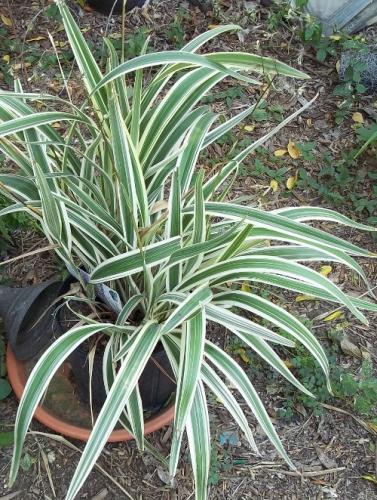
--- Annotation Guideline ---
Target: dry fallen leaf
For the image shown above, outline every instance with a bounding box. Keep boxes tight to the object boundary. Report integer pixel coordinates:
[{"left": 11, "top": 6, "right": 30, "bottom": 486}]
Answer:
[
  {"left": 340, "top": 335, "right": 362, "bottom": 357},
  {"left": 315, "top": 447, "right": 338, "bottom": 469},
  {"left": 362, "top": 475, "right": 377, "bottom": 485},
  {"left": 26, "top": 36, "right": 46, "bottom": 42},
  {"left": 1, "top": 14, "right": 12, "bottom": 26},
  {"left": 157, "top": 467, "right": 177, "bottom": 488},
  {"left": 287, "top": 140, "right": 300, "bottom": 159},
  {"left": 243, "top": 124, "right": 255, "bottom": 132},
  {"left": 260, "top": 83, "right": 270, "bottom": 98},
  {"left": 366, "top": 422, "right": 377, "bottom": 434},
  {"left": 270, "top": 179, "right": 279, "bottom": 192},
  {"left": 286, "top": 176, "right": 297, "bottom": 190},
  {"left": 295, "top": 294, "right": 315, "bottom": 302},
  {"left": 352, "top": 112, "right": 364, "bottom": 124},
  {"left": 274, "top": 149, "right": 287, "bottom": 157},
  {"left": 236, "top": 347, "right": 250, "bottom": 364},
  {"left": 324, "top": 310, "right": 344, "bottom": 322},
  {"left": 319, "top": 265, "right": 332, "bottom": 277},
  {"left": 12, "top": 62, "right": 31, "bottom": 70}
]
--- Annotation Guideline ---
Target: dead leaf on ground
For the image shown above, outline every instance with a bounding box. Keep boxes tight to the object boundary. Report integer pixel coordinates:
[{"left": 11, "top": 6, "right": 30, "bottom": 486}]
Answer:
[
  {"left": 324, "top": 310, "right": 344, "bottom": 322},
  {"left": 157, "top": 467, "right": 177, "bottom": 488},
  {"left": 270, "top": 179, "right": 279, "bottom": 192},
  {"left": 91, "top": 489, "right": 109, "bottom": 500},
  {"left": 244, "top": 124, "right": 255, "bottom": 132},
  {"left": 362, "top": 475, "right": 377, "bottom": 485},
  {"left": 295, "top": 294, "right": 315, "bottom": 302},
  {"left": 319, "top": 265, "right": 332, "bottom": 277},
  {"left": 1, "top": 14, "right": 12, "bottom": 26},
  {"left": 352, "top": 112, "right": 364, "bottom": 124},
  {"left": 274, "top": 148, "right": 287, "bottom": 157},
  {"left": 287, "top": 140, "right": 300, "bottom": 159},
  {"left": 340, "top": 335, "right": 362, "bottom": 358},
  {"left": 315, "top": 447, "right": 338, "bottom": 469},
  {"left": 26, "top": 36, "right": 46, "bottom": 42},
  {"left": 286, "top": 176, "right": 297, "bottom": 190}
]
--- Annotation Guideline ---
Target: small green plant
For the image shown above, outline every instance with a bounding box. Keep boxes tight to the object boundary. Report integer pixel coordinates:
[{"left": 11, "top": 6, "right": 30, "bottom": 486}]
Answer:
[
  {"left": 355, "top": 119, "right": 377, "bottom": 158},
  {"left": 278, "top": 348, "right": 377, "bottom": 421},
  {"left": 296, "top": 147, "right": 377, "bottom": 221},
  {"left": 107, "top": 30, "right": 150, "bottom": 62},
  {"left": 166, "top": 8, "right": 188, "bottom": 49},
  {"left": 202, "top": 85, "right": 247, "bottom": 108}
]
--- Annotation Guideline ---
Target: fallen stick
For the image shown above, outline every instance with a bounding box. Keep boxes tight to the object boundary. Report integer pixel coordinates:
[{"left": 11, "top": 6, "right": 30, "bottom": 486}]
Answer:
[{"left": 266, "top": 467, "right": 346, "bottom": 477}]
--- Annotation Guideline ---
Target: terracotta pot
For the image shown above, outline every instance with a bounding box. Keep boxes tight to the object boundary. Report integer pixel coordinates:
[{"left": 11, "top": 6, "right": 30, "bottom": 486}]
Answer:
[{"left": 7, "top": 346, "right": 175, "bottom": 442}]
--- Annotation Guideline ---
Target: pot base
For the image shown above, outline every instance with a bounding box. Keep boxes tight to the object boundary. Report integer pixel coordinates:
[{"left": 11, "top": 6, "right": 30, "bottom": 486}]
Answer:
[{"left": 7, "top": 346, "right": 174, "bottom": 442}]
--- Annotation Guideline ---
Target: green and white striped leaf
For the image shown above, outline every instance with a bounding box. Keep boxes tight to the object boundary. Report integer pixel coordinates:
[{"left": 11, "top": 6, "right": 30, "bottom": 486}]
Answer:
[
  {"left": 201, "top": 362, "right": 258, "bottom": 453},
  {"left": 90, "top": 237, "right": 181, "bottom": 282},
  {"left": 186, "top": 381, "right": 211, "bottom": 500},
  {"left": 170, "top": 309, "right": 206, "bottom": 476},
  {"left": 160, "top": 286, "right": 212, "bottom": 335},
  {"left": 9, "top": 324, "right": 111, "bottom": 486},
  {"left": 205, "top": 341, "right": 294, "bottom": 469},
  {"left": 0, "top": 112, "right": 91, "bottom": 138},
  {"left": 213, "top": 290, "right": 330, "bottom": 388},
  {"left": 179, "top": 255, "right": 367, "bottom": 324},
  {"left": 66, "top": 321, "right": 161, "bottom": 500},
  {"left": 167, "top": 170, "right": 182, "bottom": 290}
]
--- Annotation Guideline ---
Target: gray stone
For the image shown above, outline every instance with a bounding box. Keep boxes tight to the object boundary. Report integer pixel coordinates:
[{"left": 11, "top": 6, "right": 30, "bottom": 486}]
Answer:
[{"left": 339, "top": 47, "right": 377, "bottom": 93}]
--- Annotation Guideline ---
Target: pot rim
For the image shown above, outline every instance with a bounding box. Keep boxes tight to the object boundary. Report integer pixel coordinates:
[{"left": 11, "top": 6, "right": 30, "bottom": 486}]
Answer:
[{"left": 6, "top": 345, "right": 175, "bottom": 442}]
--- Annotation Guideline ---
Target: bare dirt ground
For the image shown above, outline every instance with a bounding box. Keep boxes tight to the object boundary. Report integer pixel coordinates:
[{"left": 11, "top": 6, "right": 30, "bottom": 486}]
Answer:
[{"left": 0, "top": 0, "right": 376, "bottom": 499}]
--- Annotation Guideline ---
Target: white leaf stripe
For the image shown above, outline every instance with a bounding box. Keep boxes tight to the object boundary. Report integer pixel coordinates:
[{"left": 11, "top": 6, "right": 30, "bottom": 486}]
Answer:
[
  {"left": 274, "top": 206, "right": 377, "bottom": 232},
  {"left": 0, "top": 112, "right": 91, "bottom": 138},
  {"left": 206, "top": 303, "right": 295, "bottom": 346},
  {"left": 183, "top": 202, "right": 370, "bottom": 256},
  {"left": 160, "top": 286, "right": 212, "bottom": 335},
  {"left": 157, "top": 292, "right": 295, "bottom": 346}
]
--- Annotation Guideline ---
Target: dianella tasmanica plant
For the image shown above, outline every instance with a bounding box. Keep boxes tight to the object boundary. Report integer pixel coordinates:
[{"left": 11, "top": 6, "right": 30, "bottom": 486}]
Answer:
[{"left": 0, "top": 1, "right": 376, "bottom": 498}]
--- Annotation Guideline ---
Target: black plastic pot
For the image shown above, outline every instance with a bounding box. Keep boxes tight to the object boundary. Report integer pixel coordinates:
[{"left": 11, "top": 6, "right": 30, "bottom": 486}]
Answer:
[
  {"left": 87, "top": 0, "right": 147, "bottom": 14},
  {"left": 55, "top": 277, "right": 175, "bottom": 412},
  {"left": 1, "top": 276, "right": 175, "bottom": 411},
  {"left": 0, "top": 280, "right": 64, "bottom": 360},
  {"left": 68, "top": 343, "right": 175, "bottom": 412}
]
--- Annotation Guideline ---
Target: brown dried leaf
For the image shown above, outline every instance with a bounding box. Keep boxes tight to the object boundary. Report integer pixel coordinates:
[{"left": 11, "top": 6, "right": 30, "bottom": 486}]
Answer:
[{"left": 287, "top": 140, "right": 300, "bottom": 159}]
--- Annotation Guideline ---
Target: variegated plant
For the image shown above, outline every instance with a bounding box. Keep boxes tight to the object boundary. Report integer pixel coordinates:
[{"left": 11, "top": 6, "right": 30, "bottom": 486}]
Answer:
[{"left": 0, "top": 1, "right": 376, "bottom": 498}]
